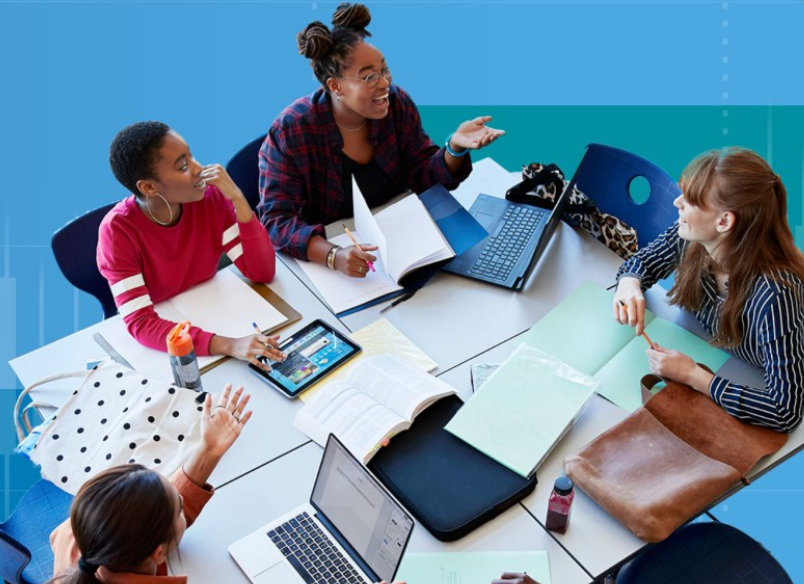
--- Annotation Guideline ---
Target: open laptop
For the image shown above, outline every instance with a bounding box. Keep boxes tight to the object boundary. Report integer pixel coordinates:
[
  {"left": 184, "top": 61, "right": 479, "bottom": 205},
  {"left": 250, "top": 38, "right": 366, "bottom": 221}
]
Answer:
[
  {"left": 443, "top": 175, "right": 572, "bottom": 291},
  {"left": 229, "top": 434, "right": 415, "bottom": 584}
]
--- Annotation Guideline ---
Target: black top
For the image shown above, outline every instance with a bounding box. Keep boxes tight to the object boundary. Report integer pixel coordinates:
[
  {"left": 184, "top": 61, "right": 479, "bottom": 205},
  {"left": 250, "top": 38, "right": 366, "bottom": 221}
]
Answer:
[{"left": 338, "top": 152, "right": 399, "bottom": 218}]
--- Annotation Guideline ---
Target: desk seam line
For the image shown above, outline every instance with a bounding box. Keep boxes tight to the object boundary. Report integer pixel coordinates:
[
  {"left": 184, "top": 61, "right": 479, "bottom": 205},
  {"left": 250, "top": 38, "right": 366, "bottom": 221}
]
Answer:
[
  {"left": 213, "top": 440, "right": 313, "bottom": 490},
  {"left": 519, "top": 502, "right": 595, "bottom": 581}
]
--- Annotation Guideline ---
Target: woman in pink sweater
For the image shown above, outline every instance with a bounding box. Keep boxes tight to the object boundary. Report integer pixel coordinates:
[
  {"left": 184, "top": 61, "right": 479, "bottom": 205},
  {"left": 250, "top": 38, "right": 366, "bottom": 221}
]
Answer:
[{"left": 98, "top": 121, "right": 283, "bottom": 370}]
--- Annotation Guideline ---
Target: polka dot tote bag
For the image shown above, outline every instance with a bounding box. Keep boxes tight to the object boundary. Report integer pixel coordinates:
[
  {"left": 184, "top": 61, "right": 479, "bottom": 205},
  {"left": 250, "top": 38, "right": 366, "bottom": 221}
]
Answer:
[{"left": 14, "top": 360, "right": 204, "bottom": 495}]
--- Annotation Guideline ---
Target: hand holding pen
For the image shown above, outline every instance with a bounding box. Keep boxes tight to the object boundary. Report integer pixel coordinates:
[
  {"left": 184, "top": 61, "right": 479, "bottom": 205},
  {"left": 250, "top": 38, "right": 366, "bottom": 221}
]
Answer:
[
  {"left": 341, "top": 224, "right": 377, "bottom": 277},
  {"left": 249, "top": 322, "right": 286, "bottom": 371}
]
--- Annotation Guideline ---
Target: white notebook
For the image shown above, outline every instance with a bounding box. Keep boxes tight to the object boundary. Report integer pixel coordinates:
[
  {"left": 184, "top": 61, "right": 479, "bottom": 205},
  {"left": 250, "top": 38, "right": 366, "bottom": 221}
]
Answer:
[
  {"left": 295, "top": 179, "right": 454, "bottom": 314},
  {"left": 95, "top": 268, "right": 288, "bottom": 382}
]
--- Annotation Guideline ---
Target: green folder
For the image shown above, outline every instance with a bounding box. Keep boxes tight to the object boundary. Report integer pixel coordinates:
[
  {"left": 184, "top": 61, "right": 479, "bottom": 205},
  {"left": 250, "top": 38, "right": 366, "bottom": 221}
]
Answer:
[
  {"left": 446, "top": 344, "right": 597, "bottom": 478},
  {"left": 397, "top": 551, "right": 551, "bottom": 584},
  {"left": 521, "top": 281, "right": 730, "bottom": 412}
]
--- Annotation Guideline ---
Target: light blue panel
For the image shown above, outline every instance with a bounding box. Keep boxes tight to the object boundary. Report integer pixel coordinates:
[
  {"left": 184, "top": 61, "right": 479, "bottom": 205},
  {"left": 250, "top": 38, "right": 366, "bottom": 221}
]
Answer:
[{"left": 0, "top": 278, "right": 15, "bottom": 389}]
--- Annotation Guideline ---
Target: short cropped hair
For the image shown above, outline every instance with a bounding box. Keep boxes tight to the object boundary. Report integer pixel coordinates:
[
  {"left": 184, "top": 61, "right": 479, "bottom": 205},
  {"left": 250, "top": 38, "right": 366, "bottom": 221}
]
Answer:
[{"left": 109, "top": 121, "right": 171, "bottom": 197}]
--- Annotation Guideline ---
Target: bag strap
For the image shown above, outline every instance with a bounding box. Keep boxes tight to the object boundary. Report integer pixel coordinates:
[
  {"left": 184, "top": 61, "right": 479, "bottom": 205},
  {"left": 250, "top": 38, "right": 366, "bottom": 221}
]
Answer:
[{"left": 14, "top": 370, "right": 89, "bottom": 443}]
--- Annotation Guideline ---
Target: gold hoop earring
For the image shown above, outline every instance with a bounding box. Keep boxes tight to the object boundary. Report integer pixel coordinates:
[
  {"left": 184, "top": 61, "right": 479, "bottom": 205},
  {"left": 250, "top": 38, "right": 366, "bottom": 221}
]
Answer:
[{"left": 146, "top": 193, "right": 173, "bottom": 226}]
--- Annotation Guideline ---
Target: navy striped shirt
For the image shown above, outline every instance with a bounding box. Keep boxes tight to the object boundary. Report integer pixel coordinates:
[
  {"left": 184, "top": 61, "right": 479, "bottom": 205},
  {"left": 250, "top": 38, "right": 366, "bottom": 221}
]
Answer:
[{"left": 618, "top": 223, "right": 804, "bottom": 432}]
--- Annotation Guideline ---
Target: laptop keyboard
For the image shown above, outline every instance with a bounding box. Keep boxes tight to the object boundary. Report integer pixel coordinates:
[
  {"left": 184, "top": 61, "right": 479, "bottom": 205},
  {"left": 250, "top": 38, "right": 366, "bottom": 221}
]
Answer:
[
  {"left": 470, "top": 205, "right": 544, "bottom": 281},
  {"left": 268, "top": 512, "right": 367, "bottom": 584}
]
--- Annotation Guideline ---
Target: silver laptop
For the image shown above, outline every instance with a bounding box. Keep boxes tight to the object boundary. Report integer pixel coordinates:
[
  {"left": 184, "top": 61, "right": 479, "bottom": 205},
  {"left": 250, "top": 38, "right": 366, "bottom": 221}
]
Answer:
[{"left": 229, "top": 435, "right": 415, "bottom": 584}]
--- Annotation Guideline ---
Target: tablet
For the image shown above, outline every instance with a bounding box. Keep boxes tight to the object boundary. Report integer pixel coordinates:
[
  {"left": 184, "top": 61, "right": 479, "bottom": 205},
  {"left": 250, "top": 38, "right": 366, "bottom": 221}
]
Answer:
[{"left": 248, "top": 319, "right": 361, "bottom": 399}]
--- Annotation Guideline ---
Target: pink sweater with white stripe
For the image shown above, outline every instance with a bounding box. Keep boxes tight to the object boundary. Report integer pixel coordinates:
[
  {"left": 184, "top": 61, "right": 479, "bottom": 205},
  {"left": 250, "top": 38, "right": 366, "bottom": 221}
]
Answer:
[{"left": 97, "top": 187, "right": 276, "bottom": 356}]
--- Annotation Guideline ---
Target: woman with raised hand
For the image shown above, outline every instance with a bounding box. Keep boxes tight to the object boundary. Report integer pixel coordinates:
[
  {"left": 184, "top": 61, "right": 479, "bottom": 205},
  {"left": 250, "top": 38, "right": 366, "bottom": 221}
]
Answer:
[
  {"left": 49, "top": 385, "right": 252, "bottom": 582},
  {"left": 613, "top": 147, "right": 804, "bottom": 432},
  {"left": 259, "top": 2, "right": 504, "bottom": 278},
  {"left": 99, "top": 122, "right": 284, "bottom": 372}
]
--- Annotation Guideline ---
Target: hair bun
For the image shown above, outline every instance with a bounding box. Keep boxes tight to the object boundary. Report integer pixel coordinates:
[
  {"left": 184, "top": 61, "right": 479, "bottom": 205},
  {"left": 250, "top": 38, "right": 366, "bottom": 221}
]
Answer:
[
  {"left": 332, "top": 3, "right": 371, "bottom": 31},
  {"left": 297, "top": 21, "right": 332, "bottom": 59}
]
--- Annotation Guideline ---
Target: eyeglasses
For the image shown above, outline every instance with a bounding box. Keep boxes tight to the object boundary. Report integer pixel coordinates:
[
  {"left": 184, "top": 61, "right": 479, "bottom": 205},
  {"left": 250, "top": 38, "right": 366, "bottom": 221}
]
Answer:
[{"left": 339, "top": 67, "right": 392, "bottom": 89}]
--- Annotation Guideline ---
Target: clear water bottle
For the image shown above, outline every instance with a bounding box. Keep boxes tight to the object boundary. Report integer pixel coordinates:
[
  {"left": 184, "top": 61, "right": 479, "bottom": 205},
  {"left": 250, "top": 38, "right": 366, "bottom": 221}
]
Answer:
[{"left": 166, "top": 321, "right": 203, "bottom": 391}]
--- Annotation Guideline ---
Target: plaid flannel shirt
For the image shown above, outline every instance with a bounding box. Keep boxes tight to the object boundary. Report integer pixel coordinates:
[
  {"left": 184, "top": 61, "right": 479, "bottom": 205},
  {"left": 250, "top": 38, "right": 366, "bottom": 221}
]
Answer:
[{"left": 258, "top": 84, "right": 471, "bottom": 259}]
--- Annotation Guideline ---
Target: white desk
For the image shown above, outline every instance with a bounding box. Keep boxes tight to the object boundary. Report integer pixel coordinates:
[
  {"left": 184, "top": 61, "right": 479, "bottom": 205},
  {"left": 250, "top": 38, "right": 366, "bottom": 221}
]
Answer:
[
  {"left": 11, "top": 158, "right": 804, "bottom": 579},
  {"left": 171, "top": 442, "right": 592, "bottom": 584},
  {"left": 9, "top": 261, "right": 345, "bottom": 488}
]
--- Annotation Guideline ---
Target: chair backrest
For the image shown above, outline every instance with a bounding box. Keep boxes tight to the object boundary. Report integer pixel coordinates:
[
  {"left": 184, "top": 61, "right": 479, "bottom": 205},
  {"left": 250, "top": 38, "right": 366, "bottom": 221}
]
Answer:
[
  {"left": 573, "top": 143, "right": 681, "bottom": 249},
  {"left": 226, "top": 134, "right": 267, "bottom": 214},
  {"left": 51, "top": 203, "right": 118, "bottom": 320},
  {"left": 616, "top": 522, "right": 793, "bottom": 584},
  {"left": 0, "top": 480, "right": 74, "bottom": 584}
]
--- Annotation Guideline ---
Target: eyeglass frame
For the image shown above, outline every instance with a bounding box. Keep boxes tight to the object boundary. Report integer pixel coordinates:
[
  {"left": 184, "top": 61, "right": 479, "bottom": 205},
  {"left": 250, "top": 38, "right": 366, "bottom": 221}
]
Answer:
[{"left": 338, "top": 67, "right": 392, "bottom": 90}]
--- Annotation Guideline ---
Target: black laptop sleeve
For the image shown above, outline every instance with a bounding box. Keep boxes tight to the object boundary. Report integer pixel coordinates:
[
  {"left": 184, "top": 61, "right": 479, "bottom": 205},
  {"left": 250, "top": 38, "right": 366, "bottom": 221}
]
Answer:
[{"left": 367, "top": 395, "right": 537, "bottom": 541}]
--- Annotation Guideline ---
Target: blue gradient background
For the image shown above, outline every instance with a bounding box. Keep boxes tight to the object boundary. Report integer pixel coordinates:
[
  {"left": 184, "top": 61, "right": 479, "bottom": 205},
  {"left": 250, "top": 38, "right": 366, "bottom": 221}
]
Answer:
[{"left": 2, "top": 1, "right": 803, "bottom": 579}]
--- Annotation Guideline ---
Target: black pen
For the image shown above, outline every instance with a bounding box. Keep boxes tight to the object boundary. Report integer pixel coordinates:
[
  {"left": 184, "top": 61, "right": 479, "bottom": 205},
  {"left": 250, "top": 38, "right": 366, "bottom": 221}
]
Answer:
[{"left": 380, "top": 291, "right": 416, "bottom": 314}]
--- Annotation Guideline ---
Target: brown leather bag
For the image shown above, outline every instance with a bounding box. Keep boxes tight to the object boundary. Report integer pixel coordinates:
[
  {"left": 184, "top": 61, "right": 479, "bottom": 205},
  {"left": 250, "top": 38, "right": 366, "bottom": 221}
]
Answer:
[{"left": 564, "top": 375, "right": 788, "bottom": 542}]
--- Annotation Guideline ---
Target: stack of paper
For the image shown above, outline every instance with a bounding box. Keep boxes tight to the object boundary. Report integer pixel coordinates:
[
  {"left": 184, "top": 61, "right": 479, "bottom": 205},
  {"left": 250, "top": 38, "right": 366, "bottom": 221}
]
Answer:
[{"left": 446, "top": 344, "right": 597, "bottom": 478}]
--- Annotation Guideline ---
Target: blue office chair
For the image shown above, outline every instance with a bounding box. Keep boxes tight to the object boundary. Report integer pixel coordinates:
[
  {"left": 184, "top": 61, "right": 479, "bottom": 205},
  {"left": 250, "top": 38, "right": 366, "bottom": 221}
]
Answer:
[
  {"left": 616, "top": 522, "right": 793, "bottom": 583},
  {"left": 226, "top": 134, "right": 267, "bottom": 214},
  {"left": 0, "top": 480, "right": 74, "bottom": 584},
  {"left": 574, "top": 144, "right": 681, "bottom": 249},
  {"left": 51, "top": 203, "right": 118, "bottom": 320}
]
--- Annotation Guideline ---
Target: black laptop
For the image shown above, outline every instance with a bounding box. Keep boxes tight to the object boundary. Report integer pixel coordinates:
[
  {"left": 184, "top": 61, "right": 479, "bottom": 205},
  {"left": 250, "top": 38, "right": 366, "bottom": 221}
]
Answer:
[{"left": 444, "top": 177, "right": 571, "bottom": 291}]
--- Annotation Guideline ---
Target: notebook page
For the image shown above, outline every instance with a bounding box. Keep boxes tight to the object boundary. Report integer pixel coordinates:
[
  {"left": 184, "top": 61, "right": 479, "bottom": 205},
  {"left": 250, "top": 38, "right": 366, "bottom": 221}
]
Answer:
[
  {"left": 166, "top": 268, "right": 286, "bottom": 338},
  {"left": 353, "top": 176, "right": 389, "bottom": 268},
  {"left": 594, "top": 317, "right": 730, "bottom": 412},
  {"left": 376, "top": 194, "right": 454, "bottom": 282},
  {"left": 294, "top": 233, "right": 403, "bottom": 314},
  {"left": 521, "top": 281, "right": 656, "bottom": 375},
  {"left": 398, "top": 551, "right": 551, "bottom": 584}
]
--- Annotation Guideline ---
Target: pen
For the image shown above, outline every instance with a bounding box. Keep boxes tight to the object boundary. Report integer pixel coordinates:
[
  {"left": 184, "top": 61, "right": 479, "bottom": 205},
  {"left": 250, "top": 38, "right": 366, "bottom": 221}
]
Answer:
[
  {"left": 618, "top": 300, "right": 655, "bottom": 348},
  {"left": 380, "top": 291, "right": 415, "bottom": 314},
  {"left": 342, "top": 224, "right": 375, "bottom": 273}
]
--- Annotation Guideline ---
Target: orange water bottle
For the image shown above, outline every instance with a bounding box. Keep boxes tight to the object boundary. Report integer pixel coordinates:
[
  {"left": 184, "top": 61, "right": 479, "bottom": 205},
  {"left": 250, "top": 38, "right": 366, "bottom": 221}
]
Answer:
[{"left": 166, "top": 321, "right": 203, "bottom": 391}]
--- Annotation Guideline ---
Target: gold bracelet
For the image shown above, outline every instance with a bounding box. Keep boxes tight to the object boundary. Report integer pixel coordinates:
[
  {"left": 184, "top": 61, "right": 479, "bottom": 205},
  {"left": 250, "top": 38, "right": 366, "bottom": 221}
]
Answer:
[{"left": 326, "top": 245, "right": 340, "bottom": 270}]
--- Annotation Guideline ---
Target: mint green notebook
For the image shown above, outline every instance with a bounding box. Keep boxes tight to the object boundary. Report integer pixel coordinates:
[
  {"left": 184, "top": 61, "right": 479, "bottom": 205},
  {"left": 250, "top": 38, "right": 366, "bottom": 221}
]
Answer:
[
  {"left": 446, "top": 344, "right": 597, "bottom": 478},
  {"left": 521, "top": 281, "right": 730, "bottom": 412},
  {"left": 397, "top": 551, "right": 551, "bottom": 584}
]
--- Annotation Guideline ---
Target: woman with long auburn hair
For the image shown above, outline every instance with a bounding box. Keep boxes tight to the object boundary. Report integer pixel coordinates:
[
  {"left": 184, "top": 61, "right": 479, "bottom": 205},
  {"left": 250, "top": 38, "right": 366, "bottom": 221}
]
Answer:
[{"left": 613, "top": 147, "right": 804, "bottom": 432}]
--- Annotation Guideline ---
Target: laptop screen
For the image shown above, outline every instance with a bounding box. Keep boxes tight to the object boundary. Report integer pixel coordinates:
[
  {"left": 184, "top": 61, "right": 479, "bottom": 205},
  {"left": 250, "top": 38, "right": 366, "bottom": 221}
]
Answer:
[{"left": 311, "top": 436, "right": 414, "bottom": 583}]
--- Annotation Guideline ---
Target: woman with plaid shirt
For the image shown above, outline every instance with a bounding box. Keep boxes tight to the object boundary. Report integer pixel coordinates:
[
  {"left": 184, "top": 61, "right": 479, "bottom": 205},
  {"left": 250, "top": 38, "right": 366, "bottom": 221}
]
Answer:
[{"left": 258, "top": 3, "right": 504, "bottom": 278}]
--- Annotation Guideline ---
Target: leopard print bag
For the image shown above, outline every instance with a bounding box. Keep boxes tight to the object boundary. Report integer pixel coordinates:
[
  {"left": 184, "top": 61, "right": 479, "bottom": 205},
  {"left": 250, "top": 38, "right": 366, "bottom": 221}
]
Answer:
[{"left": 508, "top": 163, "right": 639, "bottom": 260}]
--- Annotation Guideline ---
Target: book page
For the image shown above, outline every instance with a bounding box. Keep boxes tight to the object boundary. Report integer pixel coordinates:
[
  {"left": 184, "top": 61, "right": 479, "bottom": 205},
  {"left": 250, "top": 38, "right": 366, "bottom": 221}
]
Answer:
[
  {"left": 521, "top": 281, "right": 656, "bottom": 375},
  {"left": 398, "top": 551, "right": 551, "bottom": 584},
  {"left": 293, "top": 380, "right": 406, "bottom": 461},
  {"left": 166, "top": 268, "right": 286, "bottom": 338},
  {"left": 353, "top": 176, "right": 389, "bottom": 269},
  {"left": 295, "top": 233, "right": 402, "bottom": 314},
  {"left": 594, "top": 317, "right": 731, "bottom": 412},
  {"left": 376, "top": 194, "right": 454, "bottom": 282},
  {"left": 347, "top": 354, "right": 455, "bottom": 421}
]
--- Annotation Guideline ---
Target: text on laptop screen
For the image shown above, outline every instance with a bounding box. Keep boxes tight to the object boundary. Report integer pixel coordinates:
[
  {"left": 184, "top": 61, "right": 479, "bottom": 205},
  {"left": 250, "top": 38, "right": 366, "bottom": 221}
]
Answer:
[{"left": 311, "top": 439, "right": 413, "bottom": 583}]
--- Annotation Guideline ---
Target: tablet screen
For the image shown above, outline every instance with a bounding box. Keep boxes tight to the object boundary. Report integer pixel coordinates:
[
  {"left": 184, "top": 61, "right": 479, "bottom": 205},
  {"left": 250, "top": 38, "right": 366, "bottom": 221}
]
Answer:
[{"left": 257, "top": 321, "right": 360, "bottom": 396}]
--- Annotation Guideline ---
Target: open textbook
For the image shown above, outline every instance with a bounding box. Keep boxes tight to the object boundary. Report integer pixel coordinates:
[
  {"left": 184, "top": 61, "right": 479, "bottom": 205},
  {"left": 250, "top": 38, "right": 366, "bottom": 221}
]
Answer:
[
  {"left": 295, "top": 181, "right": 487, "bottom": 315},
  {"left": 293, "top": 354, "right": 456, "bottom": 462},
  {"left": 95, "top": 269, "right": 292, "bottom": 381},
  {"left": 521, "top": 281, "right": 731, "bottom": 412}
]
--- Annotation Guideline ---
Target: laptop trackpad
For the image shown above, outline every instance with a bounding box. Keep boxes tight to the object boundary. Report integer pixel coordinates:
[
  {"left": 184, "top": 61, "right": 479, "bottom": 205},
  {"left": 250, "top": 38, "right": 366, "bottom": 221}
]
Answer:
[{"left": 254, "top": 563, "right": 300, "bottom": 584}]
